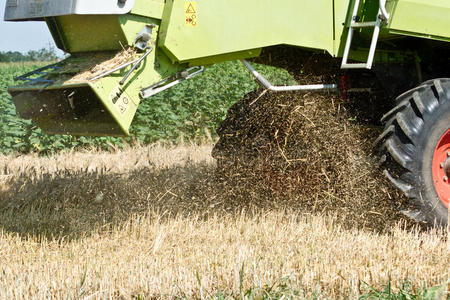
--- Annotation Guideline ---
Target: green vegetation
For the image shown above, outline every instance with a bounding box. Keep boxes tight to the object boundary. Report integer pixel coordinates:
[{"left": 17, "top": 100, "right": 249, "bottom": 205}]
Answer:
[
  {"left": 190, "top": 278, "right": 448, "bottom": 299},
  {"left": 0, "top": 60, "right": 295, "bottom": 154},
  {"left": 227, "top": 282, "right": 446, "bottom": 300},
  {"left": 359, "top": 280, "right": 448, "bottom": 300},
  {"left": 0, "top": 45, "right": 60, "bottom": 62}
]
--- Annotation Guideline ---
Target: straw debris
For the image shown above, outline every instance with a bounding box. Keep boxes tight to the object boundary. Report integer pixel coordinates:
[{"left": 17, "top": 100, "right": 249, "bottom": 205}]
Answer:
[
  {"left": 213, "top": 47, "right": 412, "bottom": 232},
  {"left": 50, "top": 48, "right": 137, "bottom": 84}
]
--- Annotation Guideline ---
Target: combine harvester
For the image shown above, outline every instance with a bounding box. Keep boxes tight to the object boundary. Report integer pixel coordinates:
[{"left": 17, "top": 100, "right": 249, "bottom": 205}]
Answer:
[{"left": 4, "top": 0, "right": 449, "bottom": 226}]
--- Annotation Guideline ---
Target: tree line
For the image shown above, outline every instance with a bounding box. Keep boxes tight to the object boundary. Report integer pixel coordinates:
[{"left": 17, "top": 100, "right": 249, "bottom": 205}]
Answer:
[{"left": 0, "top": 46, "right": 59, "bottom": 62}]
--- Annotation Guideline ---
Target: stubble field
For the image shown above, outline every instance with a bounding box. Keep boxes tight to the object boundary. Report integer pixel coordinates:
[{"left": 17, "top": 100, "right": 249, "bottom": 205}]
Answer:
[
  {"left": 0, "top": 57, "right": 449, "bottom": 299},
  {"left": 0, "top": 144, "right": 448, "bottom": 299}
]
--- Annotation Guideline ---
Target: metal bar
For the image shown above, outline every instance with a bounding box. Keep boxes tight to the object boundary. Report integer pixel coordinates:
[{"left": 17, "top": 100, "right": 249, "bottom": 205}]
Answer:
[
  {"left": 140, "top": 66, "right": 205, "bottom": 99},
  {"left": 366, "top": 19, "right": 382, "bottom": 69},
  {"left": 341, "top": 26, "right": 355, "bottom": 68},
  {"left": 14, "top": 62, "right": 63, "bottom": 82},
  {"left": 141, "top": 78, "right": 181, "bottom": 99},
  {"left": 241, "top": 60, "right": 337, "bottom": 92},
  {"left": 119, "top": 47, "right": 153, "bottom": 85},
  {"left": 341, "top": 63, "right": 369, "bottom": 69},
  {"left": 89, "top": 56, "right": 142, "bottom": 82},
  {"left": 351, "top": 22, "right": 377, "bottom": 28},
  {"left": 341, "top": 0, "right": 361, "bottom": 68},
  {"left": 379, "top": 0, "right": 390, "bottom": 22}
]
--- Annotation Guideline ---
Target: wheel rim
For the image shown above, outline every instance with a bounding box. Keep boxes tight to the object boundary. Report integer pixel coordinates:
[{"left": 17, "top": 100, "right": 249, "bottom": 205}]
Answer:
[{"left": 432, "top": 129, "right": 450, "bottom": 208}]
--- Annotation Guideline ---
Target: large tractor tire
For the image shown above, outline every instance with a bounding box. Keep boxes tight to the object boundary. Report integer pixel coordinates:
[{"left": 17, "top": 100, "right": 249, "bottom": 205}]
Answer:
[{"left": 377, "top": 78, "right": 450, "bottom": 226}]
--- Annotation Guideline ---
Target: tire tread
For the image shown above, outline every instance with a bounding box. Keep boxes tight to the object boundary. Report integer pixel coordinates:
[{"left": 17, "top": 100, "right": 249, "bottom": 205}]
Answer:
[{"left": 380, "top": 78, "right": 450, "bottom": 226}]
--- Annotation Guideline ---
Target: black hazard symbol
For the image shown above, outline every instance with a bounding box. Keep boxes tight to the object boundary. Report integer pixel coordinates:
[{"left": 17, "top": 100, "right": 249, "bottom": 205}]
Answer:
[
  {"left": 186, "top": 3, "right": 196, "bottom": 14},
  {"left": 185, "top": 2, "right": 197, "bottom": 27},
  {"left": 118, "top": 105, "right": 126, "bottom": 114}
]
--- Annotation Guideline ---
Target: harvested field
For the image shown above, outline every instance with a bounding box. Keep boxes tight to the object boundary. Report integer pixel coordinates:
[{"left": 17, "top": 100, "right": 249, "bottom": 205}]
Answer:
[
  {"left": 0, "top": 47, "right": 448, "bottom": 298},
  {"left": 0, "top": 143, "right": 448, "bottom": 299}
]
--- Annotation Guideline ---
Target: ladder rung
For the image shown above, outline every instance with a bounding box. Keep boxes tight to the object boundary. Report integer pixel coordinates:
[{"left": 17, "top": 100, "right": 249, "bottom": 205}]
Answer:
[
  {"left": 341, "top": 63, "right": 370, "bottom": 69},
  {"left": 351, "top": 21, "right": 378, "bottom": 28}
]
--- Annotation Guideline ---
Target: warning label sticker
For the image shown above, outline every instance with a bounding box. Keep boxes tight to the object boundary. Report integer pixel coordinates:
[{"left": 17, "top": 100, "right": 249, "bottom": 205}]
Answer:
[
  {"left": 110, "top": 87, "right": 129, "bottom": 115},
  {"left": 184, "top": 1, "right": 197, "bottom": 27},
  {"left": 116, "top": 96, "right": 129, "bottom": 115}
]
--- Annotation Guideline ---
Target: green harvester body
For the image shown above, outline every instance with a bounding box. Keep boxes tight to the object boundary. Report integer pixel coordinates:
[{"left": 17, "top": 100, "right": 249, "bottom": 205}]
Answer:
[{"left": 5, "top": 0, "right": 450, "bottom": 136}]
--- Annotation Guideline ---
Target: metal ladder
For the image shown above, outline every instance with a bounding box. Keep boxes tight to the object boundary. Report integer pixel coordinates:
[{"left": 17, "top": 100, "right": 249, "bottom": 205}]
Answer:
[{"left": 341, "top": 0, "right": 390, "bottom": 69}]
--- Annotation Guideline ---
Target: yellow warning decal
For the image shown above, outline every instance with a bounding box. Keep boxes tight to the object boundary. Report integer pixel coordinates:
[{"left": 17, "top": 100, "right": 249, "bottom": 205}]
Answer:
[{"left": 185, "top": 1, "right": 197, "bottom": 27}]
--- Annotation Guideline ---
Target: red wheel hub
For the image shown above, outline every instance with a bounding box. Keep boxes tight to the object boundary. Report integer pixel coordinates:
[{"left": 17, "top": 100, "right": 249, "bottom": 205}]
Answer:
[{"left": 432, "top": 129, "right": 450, "bottom": 208}]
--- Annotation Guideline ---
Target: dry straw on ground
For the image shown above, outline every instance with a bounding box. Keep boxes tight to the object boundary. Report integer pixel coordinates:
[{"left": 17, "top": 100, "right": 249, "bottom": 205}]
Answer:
[
  {"left": 0, "top": 47, "right": 448, "bottom": 298},
  {"left": 0, "top": 144, "right": 448, "bottom": 299}
]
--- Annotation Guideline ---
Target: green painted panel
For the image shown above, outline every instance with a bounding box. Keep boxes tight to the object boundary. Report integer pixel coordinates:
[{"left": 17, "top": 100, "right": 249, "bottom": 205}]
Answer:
[
  {"left": 160, "top": 0, "right": 335, "bottom": 63},
  {"left": 334, "top": 0, "right": 355, "bottom": 56},
  {"left": 387, "top": 0, "right": 450, "bottom": 41},
  {"left": 187, "top": 48, "right": 261, "bottom": 67},
  {"left": 50, "top": 13, "right": 166, "bottom": 53},
  {"left": 119, "top": 14, "right": 158, "bottom": 48},
  {"left": 55, "top": 15, "right": 126, "bottom": 52},
  {"left": 131, "top": 0, "right": 165, "bottom": 19}
]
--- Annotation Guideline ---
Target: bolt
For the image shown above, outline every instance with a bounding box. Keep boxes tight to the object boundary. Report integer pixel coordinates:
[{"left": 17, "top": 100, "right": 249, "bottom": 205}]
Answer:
[
  {"left": 141, "top": 33, "right": 151, "bottom": 42},
  {"left": 444, "top": 176, "right": 448, "bottom": 182},
  {"left": 440, "top": 163, "right": 444, "bottom": 168},
  {"left": 180, "top": 70, "right": 189, "bottom": 78},
  {"left": 447, "top": 152, "right": 450, "bottom": 157}
]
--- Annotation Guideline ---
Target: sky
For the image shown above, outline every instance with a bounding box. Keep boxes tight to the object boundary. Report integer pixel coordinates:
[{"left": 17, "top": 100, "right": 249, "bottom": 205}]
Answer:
[{"left": 0, "top": 0, "right": 63, "bottom": 55}]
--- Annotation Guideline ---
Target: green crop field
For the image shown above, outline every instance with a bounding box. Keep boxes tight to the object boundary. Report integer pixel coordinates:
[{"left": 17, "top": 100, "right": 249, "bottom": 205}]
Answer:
[{"left": 0, "top": 61, "right": 295, "bottom": 154}]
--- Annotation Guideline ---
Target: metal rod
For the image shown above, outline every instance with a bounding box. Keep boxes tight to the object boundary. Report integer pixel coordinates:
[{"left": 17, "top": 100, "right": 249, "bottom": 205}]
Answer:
[
  {"left": 120, "top": 47, "right": 153, "bottom": 85},
  {"left": 241, "top": 60, "right": 337, "bottom": 92},
  {"left": 13, "top": 62, "right": 63, "bottom": 81},
  {"left": 351, "top": 22, "right": 377, "bottom": 28},
  {"left": 140, "top": 78, "right": 181, "bottom": 99},
  {"left": 341, "top": 63, "right": 369, "bottom": 69},
  {"left": 341, "top": 0, "right": 361, "bottom": 69},
  {"left": 379, "top": 0, "right": 390, "bottom": 22},
  {"left": 89, "top": 56, "right": 142, "bottom": 82},
  {"left": 140, "top": 66, "right": 204, "bottom": 99},
  {"left": 366, "top": 18, "right": 382, "bottom": 69}
]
